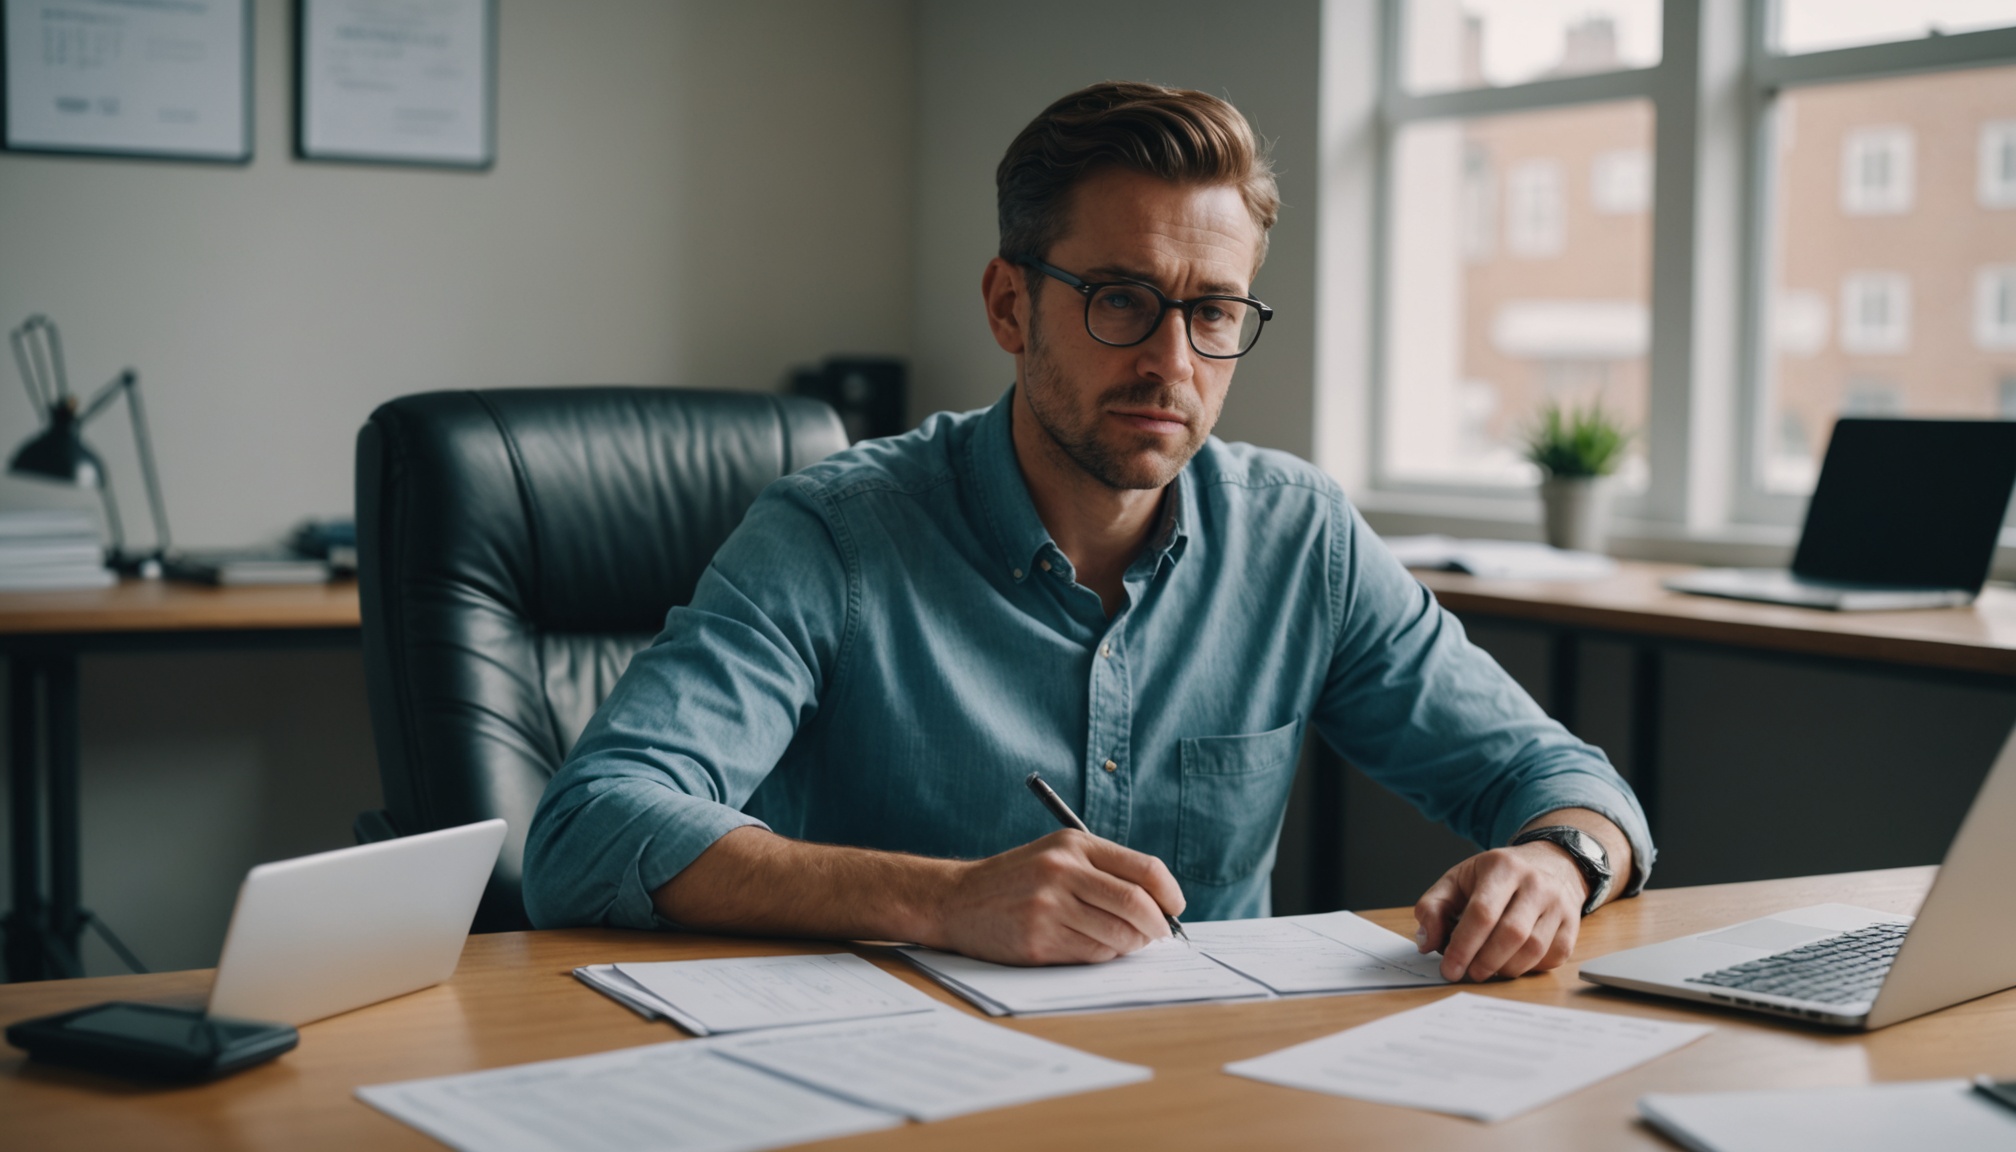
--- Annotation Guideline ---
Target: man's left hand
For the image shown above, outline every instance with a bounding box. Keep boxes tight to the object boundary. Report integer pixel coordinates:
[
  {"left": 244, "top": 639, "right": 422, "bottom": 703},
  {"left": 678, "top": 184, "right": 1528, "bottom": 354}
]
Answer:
[{"left": 1412, "top": 842, "right": 1589, "bottom": 982}]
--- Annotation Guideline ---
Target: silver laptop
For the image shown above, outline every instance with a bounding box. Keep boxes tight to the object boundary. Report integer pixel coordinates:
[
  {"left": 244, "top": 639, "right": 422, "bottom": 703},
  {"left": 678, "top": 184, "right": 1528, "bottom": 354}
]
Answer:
[
  {"left": 1581, "top": 727, "right": 2016, "bottom": 1029},
  {"left": 1665, "top": 418, "right": 2016, "bottom": 611},
  {"left": 206, "top": 819, "right": 506, "bottom": 1026}
]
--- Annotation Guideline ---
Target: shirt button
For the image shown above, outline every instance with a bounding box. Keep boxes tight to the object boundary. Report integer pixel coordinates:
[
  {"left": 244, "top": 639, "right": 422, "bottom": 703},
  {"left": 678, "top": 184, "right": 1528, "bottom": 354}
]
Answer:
[
  {"left": 1100, "top": 643, "right": 1112, "bottom": 659},
  {"left": 1040, "top": 559, "right": 1052, "bottom": 572},
  {"left": 1011, "top": 568, "right": 1023, "bottom": 580},
  {"left": 1103, "top": 759, "right": 1118, "bottom": 773}
]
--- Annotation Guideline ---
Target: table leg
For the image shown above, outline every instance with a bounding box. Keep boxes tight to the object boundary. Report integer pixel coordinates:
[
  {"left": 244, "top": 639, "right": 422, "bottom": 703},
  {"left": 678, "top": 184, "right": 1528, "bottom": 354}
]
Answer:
[
  {"left": 45, "top": 655, "right": 82, "bottom": 978},
  {"left": 1630, "top": 645, "right": 1662, "bottom": 837},
  {"left": 1549, "top": 629, "right": 1581, "bottom": 734},
  {"left": 5, "top": 656, "right": 48, "bottom": 983}
]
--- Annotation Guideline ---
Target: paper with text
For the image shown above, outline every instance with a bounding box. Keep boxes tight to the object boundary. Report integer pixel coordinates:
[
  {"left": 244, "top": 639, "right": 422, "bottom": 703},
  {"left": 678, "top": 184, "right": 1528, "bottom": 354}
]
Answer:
[
  {"left": 900, "top": 936, "right": 1270, "bottom": 1014},
  {"left": 611, "top": 953, "right": 936, "bottom": 1034},
  {"left": 714, "top": 1010, "right": 1152, "bottom": 1122},
  {"left": 1225, "top": 992, "right": 1711, "bottom": 1122},
  {"left": 1183, "top": 911, "right": 1446, "bottom": 994},
  {"left": 357, "top": 1039, "right": 901, "bottom": 1152}
]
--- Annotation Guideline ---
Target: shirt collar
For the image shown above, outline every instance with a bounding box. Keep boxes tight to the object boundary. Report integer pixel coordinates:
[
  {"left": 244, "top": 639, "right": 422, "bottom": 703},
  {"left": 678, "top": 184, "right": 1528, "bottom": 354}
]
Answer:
[{"left": 966, "top": 388, "right": 1193, "bottom": 586}]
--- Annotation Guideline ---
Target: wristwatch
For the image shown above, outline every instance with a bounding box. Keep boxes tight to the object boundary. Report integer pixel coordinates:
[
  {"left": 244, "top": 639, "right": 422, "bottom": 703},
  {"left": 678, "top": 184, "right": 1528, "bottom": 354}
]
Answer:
[{"left": 1511, "top": 825, "right": 1613, "bottom": 916}]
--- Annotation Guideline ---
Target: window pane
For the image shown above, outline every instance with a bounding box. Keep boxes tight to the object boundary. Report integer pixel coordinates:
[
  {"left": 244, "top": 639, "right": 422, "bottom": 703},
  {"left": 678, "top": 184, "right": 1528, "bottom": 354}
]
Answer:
[
  {"left": 1383, "top": 102, "right": 1653, "bottom": 488},
  {"left": 1761, "top": 66, "right": 2016, "bottom": 493},
  {"left": 1776, "top": 0, "right": 2016, "bottom": 56},
  {"left": 1404, "top": 0, "right": 1660, "bottom": 94}
]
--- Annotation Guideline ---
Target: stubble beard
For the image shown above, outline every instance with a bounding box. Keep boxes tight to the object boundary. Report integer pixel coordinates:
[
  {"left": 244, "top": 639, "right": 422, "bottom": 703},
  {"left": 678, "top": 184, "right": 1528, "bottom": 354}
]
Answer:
[{"left": 1020, "top": 306, "right": 1213, "bottom": 492}]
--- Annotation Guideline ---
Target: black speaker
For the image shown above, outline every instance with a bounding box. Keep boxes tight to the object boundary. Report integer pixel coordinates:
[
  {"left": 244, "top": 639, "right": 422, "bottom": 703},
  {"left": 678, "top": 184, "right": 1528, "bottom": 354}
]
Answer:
[{"left": 790, "top": 357, "right": 907, "bottom": 443}]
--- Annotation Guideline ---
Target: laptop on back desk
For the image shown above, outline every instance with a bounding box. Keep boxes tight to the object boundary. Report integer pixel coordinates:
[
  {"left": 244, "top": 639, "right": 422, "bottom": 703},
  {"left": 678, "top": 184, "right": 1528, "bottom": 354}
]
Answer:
[{"left": 1665, "top": 418, "right": 2016, "bottom": 610}]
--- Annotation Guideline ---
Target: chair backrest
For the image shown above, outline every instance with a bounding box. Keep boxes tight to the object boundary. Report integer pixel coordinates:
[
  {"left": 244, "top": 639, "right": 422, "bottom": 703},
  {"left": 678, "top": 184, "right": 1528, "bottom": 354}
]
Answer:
[{"left": 355, "top": 387, "right": 849, "bottom": 931}]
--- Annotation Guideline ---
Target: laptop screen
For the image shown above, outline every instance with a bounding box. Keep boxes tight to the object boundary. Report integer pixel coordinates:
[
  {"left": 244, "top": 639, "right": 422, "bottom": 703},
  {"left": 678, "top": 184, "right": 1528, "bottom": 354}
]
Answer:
[{"left": 1792, "top": 419, "right": 2016, "bottom": 590}]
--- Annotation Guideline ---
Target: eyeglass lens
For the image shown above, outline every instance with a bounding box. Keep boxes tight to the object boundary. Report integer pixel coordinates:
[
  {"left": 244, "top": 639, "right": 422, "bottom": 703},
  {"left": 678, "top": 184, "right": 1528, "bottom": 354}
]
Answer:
[{"left": 1085, "top": 284, "right": 1262, "bottom": 357}]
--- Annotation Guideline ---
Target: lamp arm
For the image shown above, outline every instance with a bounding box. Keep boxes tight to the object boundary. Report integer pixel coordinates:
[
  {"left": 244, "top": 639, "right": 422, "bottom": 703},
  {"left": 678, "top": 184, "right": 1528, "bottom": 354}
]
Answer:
[
  {"left": 121, "top": 372, "right": 172, "bottom": 556},
  {"left": 9, "top": 325, "right": 50, "bottom": 415},
  {"left": 76, "top": 369, "right": 171, "bottom": 558}
]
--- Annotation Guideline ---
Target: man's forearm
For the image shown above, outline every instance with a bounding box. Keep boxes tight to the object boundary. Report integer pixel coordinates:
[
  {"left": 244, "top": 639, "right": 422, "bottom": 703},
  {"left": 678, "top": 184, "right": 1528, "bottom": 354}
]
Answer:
[
  {"left": 652, "top": 826, "right": 957, "bottom": 944},
  {"left": 1518, "top": 807, "right": 1634, "bottom": 909}
]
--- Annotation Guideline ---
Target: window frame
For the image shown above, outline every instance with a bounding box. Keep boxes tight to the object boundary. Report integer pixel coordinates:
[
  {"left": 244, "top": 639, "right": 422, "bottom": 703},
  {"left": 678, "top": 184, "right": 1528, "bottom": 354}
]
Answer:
[{"left": 1358, "top": 0, "right": 2016, "bottom": 551}]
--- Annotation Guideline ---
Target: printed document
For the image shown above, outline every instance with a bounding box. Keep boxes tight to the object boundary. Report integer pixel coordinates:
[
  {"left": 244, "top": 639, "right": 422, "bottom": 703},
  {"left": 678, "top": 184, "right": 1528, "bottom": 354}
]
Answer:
[
  {"left": 1225, "top": 992, "right": 1711, "bottom": 1122},
  {"left": 607, "top": 953, "right": 937, "bottom": 1035},
  {"left": 902, "top": 911, "right": 1444, "bottom": 1014},
  {"left": 901, "top": 936, "right": 1269, "bottom": 1014},
  {"left": 357, "top": 1038, "right": 901, "bottom": 1152},
  {"left": 1183, "top": 911, "right": 1445, "bottom": 994},
  {"left": 360, "top": 1010, "right": 1150, "bottom": 1149},
  {"left": 715, "top": 1010, "right": 1153, "bottom": 1122}
]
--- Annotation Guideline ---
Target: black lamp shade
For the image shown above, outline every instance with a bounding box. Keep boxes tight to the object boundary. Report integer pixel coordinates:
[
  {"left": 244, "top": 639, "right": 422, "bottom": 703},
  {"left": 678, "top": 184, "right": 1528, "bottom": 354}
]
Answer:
[{"left": 8, "top": 405, "right": 105, "bottom": 489}]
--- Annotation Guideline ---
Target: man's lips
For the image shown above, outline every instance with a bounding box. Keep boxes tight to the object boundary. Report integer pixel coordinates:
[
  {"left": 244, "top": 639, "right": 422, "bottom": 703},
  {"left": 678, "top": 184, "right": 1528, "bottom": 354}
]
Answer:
[{"left": 1108, "top": 408, "right": 1189, "bottom": 435}]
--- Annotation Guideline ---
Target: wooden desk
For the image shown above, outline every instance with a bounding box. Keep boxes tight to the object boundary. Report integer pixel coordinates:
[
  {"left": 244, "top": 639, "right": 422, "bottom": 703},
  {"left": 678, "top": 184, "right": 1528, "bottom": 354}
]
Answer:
[
  {"left": 1, "top": 579, "right": 362, "bottom": 982},
  {"left": 1413, "top": 561, "right": 2016, "bottom": 678},
  {"left": 3, "top": 868, "right": 2010, "bottom": 1151}
]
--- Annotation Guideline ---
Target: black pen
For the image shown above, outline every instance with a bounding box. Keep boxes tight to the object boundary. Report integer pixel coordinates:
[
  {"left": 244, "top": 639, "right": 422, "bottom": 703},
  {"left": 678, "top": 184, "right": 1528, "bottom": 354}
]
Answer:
[{"left": 1024, "top": 771, "right": 1188, "bottom": 942}]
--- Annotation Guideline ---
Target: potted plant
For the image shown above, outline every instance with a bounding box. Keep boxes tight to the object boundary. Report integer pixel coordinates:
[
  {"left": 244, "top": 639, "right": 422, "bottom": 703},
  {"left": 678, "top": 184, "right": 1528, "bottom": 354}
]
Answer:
[{"left": 1523, "top": 400, "right": 1632, "bottom": 553}]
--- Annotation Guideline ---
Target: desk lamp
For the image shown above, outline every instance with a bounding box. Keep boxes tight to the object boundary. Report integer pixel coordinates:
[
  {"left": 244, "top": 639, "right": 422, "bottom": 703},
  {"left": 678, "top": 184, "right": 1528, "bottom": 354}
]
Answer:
[{"left": 8, "top": 316, "right": 173, "bottom": 575}]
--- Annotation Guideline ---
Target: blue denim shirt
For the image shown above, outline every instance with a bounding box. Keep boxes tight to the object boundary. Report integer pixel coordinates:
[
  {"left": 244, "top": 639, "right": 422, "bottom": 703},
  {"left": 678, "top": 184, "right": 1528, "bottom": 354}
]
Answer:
[{"left": 523, "top": 392, "right": 1654, "bottom": 929}]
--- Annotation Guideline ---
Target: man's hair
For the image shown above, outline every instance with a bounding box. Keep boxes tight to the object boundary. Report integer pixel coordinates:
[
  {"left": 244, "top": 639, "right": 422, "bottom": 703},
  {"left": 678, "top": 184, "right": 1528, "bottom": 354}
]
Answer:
[{"left": 996, "top": 81, "right": 1279, "bottom": 270}]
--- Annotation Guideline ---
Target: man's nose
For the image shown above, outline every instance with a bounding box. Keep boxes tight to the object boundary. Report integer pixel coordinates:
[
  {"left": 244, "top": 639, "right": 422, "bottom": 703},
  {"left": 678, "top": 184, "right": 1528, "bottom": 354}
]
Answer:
[{"left": 1133, "top": 305, "right": 1196, "bottom": 381}]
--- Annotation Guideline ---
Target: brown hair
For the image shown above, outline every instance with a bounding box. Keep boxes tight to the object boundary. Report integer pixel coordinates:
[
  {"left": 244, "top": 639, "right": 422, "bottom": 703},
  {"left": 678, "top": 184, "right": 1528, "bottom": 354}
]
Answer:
[{"left": 996, "top": 81, "right": 1279, "bottom": 270}]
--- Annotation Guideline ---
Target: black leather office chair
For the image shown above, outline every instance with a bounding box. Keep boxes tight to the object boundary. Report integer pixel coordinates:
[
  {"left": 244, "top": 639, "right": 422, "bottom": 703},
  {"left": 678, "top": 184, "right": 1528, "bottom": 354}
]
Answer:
[{"left": 353, "top": 387, "right": 849, "bottom": 932}]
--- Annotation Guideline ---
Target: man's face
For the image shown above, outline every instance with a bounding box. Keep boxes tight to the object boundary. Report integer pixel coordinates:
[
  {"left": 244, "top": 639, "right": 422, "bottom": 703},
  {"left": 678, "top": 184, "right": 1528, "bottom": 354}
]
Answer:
[{"left": 1018, "top": 168, "right": 1262, "bottom": 491}]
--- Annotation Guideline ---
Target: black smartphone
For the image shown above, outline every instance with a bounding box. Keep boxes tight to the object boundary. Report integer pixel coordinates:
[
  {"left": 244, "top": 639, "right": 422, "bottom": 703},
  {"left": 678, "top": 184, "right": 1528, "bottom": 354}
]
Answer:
[{"left": 6, "top": 1001, "right": 296, "bottom": 1081}]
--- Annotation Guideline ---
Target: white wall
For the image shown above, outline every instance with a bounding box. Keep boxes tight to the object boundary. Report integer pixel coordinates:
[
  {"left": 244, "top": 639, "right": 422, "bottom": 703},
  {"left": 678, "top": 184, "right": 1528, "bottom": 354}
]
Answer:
[
  {"left": 0, "top": 0, "right": 915, "bottom": 547},
  {"left": 910, "top": 0, "right": 1325, "bottom": 458},
  {"left": 0, "top": 0, "right": 917, "bottom": 975}
]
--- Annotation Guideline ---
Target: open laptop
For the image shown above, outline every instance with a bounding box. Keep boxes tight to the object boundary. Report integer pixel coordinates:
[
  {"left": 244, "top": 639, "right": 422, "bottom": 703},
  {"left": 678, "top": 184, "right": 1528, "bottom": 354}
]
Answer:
[
  {"left": 1581, "top": 724, "right": 2016, "bottom": 1029},
  {"left": 206, "top": 819, "right": 506, "bottom": 1027},
  {"left": 1665, "top": 418, "right": 2016, "bottom": 610}
]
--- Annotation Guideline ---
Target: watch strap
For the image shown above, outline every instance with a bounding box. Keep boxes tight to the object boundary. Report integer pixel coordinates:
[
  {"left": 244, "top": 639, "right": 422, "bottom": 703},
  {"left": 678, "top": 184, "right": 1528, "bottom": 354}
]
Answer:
[{"left": 1512, "top": 825, "right": 1613, "bottom": 916}]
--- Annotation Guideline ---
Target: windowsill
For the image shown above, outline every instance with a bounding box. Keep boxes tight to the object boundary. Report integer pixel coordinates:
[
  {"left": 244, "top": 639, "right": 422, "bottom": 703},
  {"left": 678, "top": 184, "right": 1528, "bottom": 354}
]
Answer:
[{"left": 1349, "top": 488, "right": 2016, "bottom": 581}]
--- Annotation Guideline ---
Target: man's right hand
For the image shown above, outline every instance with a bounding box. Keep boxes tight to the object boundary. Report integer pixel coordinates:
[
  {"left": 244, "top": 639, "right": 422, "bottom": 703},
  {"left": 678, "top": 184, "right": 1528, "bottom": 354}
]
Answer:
[{"left": 930, "top": 830, "right": 1186, "bottom": 966}]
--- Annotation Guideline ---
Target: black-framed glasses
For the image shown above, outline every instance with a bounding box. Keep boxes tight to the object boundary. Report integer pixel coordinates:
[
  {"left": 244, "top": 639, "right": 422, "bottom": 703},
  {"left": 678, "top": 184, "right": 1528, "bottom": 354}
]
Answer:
[{"left": 1020, "top": 258, "right": 1274, "bottom": 359}]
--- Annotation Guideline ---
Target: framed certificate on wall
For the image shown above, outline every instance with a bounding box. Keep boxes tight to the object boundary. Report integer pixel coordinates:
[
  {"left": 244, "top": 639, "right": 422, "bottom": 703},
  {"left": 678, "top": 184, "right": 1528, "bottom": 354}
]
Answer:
[
  {"left": 2, "top": 0, "right": 253, "bottom": 162},
  {"left": 295, "top": 0, "right": 495, "bottom": 169}
]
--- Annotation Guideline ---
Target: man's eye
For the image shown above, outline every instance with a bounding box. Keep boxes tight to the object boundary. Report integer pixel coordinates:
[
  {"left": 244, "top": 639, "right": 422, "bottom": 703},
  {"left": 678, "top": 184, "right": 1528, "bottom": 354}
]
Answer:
[
  {"left": 1096, "top": 289, "right": 1142, "bottom": 311},
  {"left": 1195, "top": 304, "right": 1228, "bottom": 324}
]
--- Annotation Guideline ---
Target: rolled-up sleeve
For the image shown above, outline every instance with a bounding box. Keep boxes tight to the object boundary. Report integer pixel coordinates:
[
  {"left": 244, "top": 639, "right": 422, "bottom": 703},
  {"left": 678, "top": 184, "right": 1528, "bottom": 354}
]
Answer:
[
  {"left": 523, "top": 476, "right": 854, "bottom": 928},
  {"left": 1312, "top": 500, "right": 1656, "bottom": 894}
]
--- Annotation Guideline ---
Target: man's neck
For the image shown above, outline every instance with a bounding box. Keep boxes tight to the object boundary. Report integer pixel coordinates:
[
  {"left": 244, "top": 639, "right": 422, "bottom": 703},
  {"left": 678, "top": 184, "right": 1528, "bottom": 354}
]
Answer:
[{"left": 1009, "top": 390, "right": 1166, "bottom": 616}]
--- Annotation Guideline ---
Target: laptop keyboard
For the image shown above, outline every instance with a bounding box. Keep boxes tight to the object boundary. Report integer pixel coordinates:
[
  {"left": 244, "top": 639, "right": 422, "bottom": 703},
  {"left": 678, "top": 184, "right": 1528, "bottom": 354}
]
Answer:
[{"left": 1686, "top": 921, "right": 1908, "bottom": 1005}]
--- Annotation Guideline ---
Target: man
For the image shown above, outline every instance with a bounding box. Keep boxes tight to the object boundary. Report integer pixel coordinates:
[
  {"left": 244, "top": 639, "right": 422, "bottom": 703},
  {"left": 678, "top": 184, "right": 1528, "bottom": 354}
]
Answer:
[{"left": 525, "top": 81, "right": 1654, "bottom": 982}]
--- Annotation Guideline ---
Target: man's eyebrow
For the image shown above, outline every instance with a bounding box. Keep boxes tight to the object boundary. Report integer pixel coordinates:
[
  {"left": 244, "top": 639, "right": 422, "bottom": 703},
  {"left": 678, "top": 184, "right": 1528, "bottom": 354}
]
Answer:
[{"left": 1084, "top": 264, "right": 1250, "bottom": 297}]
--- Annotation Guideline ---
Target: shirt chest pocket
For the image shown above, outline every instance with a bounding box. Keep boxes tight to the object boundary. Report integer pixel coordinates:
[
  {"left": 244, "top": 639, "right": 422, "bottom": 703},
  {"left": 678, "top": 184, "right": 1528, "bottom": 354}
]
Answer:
[{"left": 1173, "top": 719, "right": 1303, "bottom": 887}]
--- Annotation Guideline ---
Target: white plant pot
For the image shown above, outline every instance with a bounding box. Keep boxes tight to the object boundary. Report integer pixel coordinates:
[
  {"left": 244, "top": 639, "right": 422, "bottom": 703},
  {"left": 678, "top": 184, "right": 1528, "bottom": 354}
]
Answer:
[{"left": 1539, "top": 476, "right": 1611, "bottom": 554}]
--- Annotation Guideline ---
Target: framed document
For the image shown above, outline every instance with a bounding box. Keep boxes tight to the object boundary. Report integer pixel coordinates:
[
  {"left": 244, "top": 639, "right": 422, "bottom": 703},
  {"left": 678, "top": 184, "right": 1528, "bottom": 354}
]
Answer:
[
  {"left": 296, "top": 0, "right": 495, "bottom": 169},
  {"left": 2, "top": 0, "right": 252, "bottom": 162}
]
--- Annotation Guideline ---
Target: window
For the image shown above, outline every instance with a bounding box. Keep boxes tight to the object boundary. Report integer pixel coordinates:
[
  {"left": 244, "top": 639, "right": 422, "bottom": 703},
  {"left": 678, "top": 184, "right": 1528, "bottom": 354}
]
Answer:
[
  {"left": 1591, "top": 149, "right": 1651, "bottom": 214},
  {"left": 1839, "top": 274, "right": 1911, "bottom": 354},
  {"left": 1505, "top": 159, "right": 1565, "bottom": 255},
  {"left": 1358, "top": 2, "right": 2016, "bottom": 539},
  {"left": 1977, "top": 266, "right": 2016, "bottom": 349},
  {"left": 1840, "top": 128, "right": 1914, "bottom": 215},
  {"left": 1982, "top": 122, "right": 2016, "bottom": 208}
]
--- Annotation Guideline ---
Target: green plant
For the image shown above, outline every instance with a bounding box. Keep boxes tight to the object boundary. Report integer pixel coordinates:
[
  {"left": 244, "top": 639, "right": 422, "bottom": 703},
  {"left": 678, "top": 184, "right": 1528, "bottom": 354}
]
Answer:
[{"left": 1522, "top": 400, "right": 1633, "bottom": 479}]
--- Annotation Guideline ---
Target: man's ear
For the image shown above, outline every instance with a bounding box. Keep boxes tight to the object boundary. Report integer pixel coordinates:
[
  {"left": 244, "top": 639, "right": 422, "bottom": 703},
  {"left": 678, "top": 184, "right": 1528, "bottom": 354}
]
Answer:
[{"left": 981, "top": 257, "right": 1029, "bottom": 356}]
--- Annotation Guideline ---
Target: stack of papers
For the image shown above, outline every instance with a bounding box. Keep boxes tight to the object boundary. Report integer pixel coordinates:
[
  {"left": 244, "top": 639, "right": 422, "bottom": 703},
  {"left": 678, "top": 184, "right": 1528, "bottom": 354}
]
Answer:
[
  {"left": 1226, "top": 992, "right": 1711, "bottom": 1122},
  {"left": 359, "top": 1009, "right": 1151, "bottom": 1152},
  {"left": 573, "top": 952, "right": 938, "bottom": 1035},
  {"left": 1639, "top": 1080, "right": 2016, "bottom": 1152},
  {"left": 901, "top": 910, "right": 1446, "bottom": 1016},
  {"left": 0, "top": 510, "right": 112, "bottom": 590},
  {"left": 1381, "top": 534, "right": 1616, "bottom": 581}
]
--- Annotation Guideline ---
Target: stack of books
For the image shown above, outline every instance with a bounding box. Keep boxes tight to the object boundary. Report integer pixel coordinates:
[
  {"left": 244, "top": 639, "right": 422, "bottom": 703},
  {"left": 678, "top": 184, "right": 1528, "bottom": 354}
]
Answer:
[{"left": 0, "top": 511, "right": 114, "bottom": 590}]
